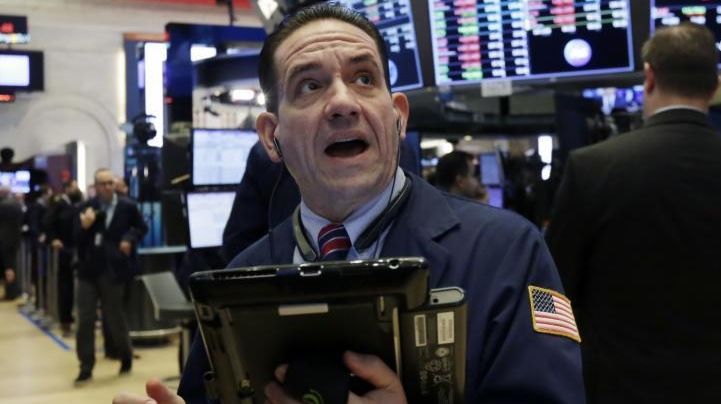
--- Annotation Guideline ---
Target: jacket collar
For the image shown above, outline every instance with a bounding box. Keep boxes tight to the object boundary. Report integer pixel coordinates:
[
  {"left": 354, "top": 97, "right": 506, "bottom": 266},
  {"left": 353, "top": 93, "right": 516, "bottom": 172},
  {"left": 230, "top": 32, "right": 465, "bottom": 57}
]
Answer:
[{"left": 644, "top": 107, "right": 711, "bottom": 130}]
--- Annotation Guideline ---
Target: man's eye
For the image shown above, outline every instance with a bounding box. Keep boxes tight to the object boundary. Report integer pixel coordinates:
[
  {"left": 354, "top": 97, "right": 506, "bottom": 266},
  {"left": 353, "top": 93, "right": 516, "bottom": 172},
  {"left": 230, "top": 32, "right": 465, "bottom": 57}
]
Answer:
[
  {"left": 299, "top": 80, "right": 320, "bottom": 94},
  {"left": 355, "top": 74, "right": 372, "bottom": 86}
]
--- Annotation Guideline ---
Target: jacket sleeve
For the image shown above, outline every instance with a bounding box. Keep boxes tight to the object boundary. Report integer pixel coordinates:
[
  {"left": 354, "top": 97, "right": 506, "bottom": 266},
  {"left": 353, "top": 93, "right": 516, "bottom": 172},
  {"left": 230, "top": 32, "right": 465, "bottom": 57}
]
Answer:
[
  {"left": 473, "top": 226, "right": 586, "bottom": 403},
  {"left": 121, "top": 201, "right": 149, "bottom": 245}
]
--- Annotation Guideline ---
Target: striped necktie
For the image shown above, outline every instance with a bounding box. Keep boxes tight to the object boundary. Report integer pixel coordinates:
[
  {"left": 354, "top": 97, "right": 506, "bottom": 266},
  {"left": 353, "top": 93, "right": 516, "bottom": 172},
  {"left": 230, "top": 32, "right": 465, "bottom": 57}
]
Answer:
[{"left": 318, "top": 223, "right": 351, "bottom": 261}]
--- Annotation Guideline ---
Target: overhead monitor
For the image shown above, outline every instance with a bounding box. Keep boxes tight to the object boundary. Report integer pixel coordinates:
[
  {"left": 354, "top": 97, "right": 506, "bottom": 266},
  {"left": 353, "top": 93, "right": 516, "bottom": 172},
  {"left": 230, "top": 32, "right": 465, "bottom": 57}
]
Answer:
[
  {"left": 429, "top": 0, "right": 634, "bottom": 86},
  {"left": 338, "top": 0, "right": 424, "bottom": 91},
  {"left": 0, "top": 170, "right": 31, "bottom": 193},
  {"left": 582, "top": 85, "right": 644, "bottom": 114},
  {"left": 191, "top": 128, "right": 257, "bottom": 186},
  {"left": 0, "top": 15, "right": 29, "bottom": 44},
  {"left": 0, "top": 50, "right": 43, "bottom": 92},
  {"left": 652, "top": 0, "right": 721, "bottom": 65},
  {"left": 186, "top": 191, "right": 236, "bottom": 249}
]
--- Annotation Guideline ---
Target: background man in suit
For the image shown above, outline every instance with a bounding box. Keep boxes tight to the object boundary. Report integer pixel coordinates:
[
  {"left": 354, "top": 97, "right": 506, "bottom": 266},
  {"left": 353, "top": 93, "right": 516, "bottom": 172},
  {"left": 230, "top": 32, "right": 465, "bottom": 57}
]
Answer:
[
  {"left": 44, "top": 180, "right": 83, "bottom": 336},
  {"left": 434, "top": 150, "right": 484, "bottom": 199},
  {"left": 0, "top": 185, "right": 23, "bottom": 300},
  {"left": 546, "top": 23, "right": 721, "bottom": 403},
  {"left": 74, "top": 168, "right": 147, "bottom": 384}
]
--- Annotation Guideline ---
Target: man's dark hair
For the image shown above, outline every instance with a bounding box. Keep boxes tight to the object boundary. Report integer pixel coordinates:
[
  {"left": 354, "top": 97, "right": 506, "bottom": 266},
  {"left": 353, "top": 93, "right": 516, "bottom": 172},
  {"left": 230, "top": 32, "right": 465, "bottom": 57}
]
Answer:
[
  {"left": 258, "top": 2, "right": 391, "bottom": 114},
  {"left": 435, "top": 151, "right": 474, "bottom": 191},
  {"left": 642, "top": 22, "right": 719, "bottom": 98}
]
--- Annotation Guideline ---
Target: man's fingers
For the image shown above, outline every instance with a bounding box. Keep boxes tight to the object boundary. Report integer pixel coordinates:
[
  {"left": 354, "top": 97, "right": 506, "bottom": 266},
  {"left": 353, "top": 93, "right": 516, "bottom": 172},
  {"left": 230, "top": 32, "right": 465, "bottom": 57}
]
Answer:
[
  {"left": 111, "top": 392, "right": 156, "bottom": 404},
  {"left": 145, "top": 378, "right": 185, "bottom": 404},
  {"left": 264, "top": 380, "right": 301, "bottom": 404},
  {"left": 343, "top": 351, "right": 400, "bottom": 391}
]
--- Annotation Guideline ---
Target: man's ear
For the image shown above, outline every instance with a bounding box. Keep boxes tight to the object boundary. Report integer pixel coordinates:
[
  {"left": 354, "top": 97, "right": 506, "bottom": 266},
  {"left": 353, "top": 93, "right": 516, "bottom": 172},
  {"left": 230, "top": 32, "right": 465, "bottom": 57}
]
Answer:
[
  {"left": 256, "top": 111, "right": 282, "bottom": 163},
  {"left": 643, "top": 62, "right": 655, "bottom": 95},
  {"left": 391, "top": 92, "right": 410, "bottom": 140}
]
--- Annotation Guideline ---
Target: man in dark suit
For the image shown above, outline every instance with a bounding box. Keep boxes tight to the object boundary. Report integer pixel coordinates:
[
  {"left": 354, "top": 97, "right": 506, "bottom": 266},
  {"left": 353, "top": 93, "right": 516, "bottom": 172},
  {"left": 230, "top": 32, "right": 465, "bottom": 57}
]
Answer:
[
  {"left": 546, "top": 23, "right": 721, "bottom": 403},
  {"left": 44, "top": 180, "right": 83, "bottom": 336},
  {"left": 0, "top": 186, "right": 23, "bottom": 300},
  {"left": 74, "top": 168, "right": 147, "bottom": 384}
]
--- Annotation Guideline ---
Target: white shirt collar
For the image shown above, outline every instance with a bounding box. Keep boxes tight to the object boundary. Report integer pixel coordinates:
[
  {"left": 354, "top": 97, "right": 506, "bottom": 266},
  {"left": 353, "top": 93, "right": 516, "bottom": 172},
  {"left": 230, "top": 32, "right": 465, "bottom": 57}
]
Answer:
[
  {"left": 650, "top": 104, "right": 706, "bottom": 117},
  {"left": 299, "top": 167, "right": 406, "bottom": 258}
]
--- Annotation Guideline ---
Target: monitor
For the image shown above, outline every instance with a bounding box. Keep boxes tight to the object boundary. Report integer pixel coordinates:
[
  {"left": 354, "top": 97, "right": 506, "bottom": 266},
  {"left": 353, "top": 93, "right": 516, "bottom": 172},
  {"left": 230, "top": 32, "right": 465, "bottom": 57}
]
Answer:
[
  {"left": 338, "top": 0, "right": 424, "bottom": 91},
  {"left": 479, "top": 152, "right": 503, "bottom": 185},
  {"left": 429, "top": 0, "right": 635, "bottom": 85},
  {"left": 0, "top": 170, "right": 31, "bottom": 193},
  {"left": 652, "top": 0, "right": 721, "bottom": 65},
  {"left": 191, "top": 128, "right": 257, "bottom": 186},
  {"left": 486, "top": 186, "right": 504, "bottom": 209},
  {"left": 582, "top": 85, "right": 644, "bottom": 114},
  {"left": 186, "top": 191, "right": 236, "bottom": 249},
  {"left": 0, "top": 15, "right": 29, "bottom": 44},
  {"left": 0, "top": 50, "right": 43, "bottom": 92}
]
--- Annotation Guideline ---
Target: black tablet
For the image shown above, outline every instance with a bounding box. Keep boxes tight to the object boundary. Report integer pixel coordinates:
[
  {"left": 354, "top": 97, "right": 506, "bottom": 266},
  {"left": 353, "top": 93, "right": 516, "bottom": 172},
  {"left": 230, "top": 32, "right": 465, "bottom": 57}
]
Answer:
[{"left": 188, "top": 257, "right": 430, "bottom": 403}]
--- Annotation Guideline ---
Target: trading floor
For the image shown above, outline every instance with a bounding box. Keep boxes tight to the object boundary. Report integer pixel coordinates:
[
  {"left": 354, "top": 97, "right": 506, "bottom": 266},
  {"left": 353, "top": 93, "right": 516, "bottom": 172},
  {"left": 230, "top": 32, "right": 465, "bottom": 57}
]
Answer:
[{"left": 0, "top": 296, "right": 178, "bottom": 403}]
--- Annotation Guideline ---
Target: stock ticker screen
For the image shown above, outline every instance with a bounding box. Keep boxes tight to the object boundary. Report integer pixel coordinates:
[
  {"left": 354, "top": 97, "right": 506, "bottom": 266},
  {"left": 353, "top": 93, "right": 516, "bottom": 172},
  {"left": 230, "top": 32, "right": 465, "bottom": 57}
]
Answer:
[
  {"left": 429, "top": 0, "right": 635, "bottom": 85},
  {"left": 338, "top": 0, "right": 424, "bottom": 90},
  {"left": 653, "top": 0, "right": 721, "bottom": 61}
]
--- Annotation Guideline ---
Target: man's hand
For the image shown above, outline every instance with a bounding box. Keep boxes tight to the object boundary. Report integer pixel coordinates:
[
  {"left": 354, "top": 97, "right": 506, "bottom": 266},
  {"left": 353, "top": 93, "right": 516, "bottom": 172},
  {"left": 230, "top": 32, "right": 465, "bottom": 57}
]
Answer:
[
  {"left": 119, "top": 240, "right": 132, "bottom": 256},
  {"left": 264, "top": 351, "right": 407, "bottom": 404},
  {"left": 112, "top": 378, "right": 185, "bottom": 404},
  {"left": 5, "top": 268, "right": 15, "bottom": 284},
  {"left": 80, "top": 207, "right": 96, "bottom": 229},
  {"left": 51, "top": 239, "right": 64, "bottom": 250}
]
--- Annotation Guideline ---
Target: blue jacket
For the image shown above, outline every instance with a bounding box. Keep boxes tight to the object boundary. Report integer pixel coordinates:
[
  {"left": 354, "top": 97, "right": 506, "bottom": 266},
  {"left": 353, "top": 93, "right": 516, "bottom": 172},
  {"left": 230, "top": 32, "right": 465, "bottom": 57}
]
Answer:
[{"left": 179, "top": 174, "right": 585, "bottom": 403}]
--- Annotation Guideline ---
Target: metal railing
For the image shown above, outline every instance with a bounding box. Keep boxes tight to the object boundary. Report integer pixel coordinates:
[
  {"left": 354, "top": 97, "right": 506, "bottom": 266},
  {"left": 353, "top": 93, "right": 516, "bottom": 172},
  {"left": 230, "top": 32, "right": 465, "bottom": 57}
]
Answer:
[{"left": 17, "top": 237, "right": 59, "bottom": 330}]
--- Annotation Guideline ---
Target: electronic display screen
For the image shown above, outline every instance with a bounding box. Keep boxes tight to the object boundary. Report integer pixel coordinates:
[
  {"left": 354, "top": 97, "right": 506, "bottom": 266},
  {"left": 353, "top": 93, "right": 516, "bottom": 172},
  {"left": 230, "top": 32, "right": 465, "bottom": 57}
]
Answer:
[
  {"left": 486, "top": 186, "right": 504, "bottom": 208},
  {"left": 192, "top": 128, "right": 257, "bottom": 186},
  {"left": 582, "top": 85, "right": 644, "bottom": 114},
  {"left": 652, "top": 0, "right": 721, "bottom": 65},
  {"left": 186, "top": 191, "right": 235, "bottom": 248},
  {"left": 0, "top": 170, "right": 31, "bottom": 194},
  {"left": 0, "top": 15, "right": 29, "bottom": 44},
  {"left": 480, "top": 153, "right": 503, "bottom": 185},
  {"left": 0, "top": 50, "right": 43, "bottom": 92},
  {"left": 338, "top": 0, "right": 424, "bottom": 90},
  {"left": 429, "top": 0, "right": 634, "bottom": 85}
]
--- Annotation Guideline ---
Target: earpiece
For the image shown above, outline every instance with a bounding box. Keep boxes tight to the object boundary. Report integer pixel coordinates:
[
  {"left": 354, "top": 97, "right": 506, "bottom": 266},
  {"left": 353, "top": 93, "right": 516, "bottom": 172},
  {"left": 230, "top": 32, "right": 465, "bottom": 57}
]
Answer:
[
  {"left": 272, "top": 137, "right": 284, "bottom": 159},
  {"left": 396, "top": 119, "right": 402, "bottom": 136}
]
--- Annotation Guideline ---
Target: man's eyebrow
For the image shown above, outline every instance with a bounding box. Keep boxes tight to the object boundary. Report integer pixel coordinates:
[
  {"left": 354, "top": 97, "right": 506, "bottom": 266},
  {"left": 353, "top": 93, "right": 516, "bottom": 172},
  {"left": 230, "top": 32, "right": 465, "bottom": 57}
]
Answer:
[
  {"left": 349, "top": 53, "right": 381, "bottom": 71},
  {"left": 286, "top": 62, "right": 322, "bottom": 84}
]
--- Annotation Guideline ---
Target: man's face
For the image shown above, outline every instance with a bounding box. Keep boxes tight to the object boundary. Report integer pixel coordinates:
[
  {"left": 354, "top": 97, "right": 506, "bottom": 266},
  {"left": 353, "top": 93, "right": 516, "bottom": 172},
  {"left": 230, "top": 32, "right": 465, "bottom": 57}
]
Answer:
[
  {"left": 457, "top": 159, "right": 481, "bottom": 199},
  {"left": 258, "top": 19, "right": 409, "bottom": 219},
  {"left": 94, "top": 171, "right": 115, "bottom": 203}
]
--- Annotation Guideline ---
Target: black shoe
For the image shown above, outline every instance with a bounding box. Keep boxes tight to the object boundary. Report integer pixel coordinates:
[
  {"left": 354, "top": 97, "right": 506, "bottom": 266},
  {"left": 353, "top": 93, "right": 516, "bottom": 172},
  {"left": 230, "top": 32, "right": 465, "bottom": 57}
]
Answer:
[
  {"left": 119, "top": 357, "right": 132, "bottom": 375},
  {"left": 74, "top": 370, "right": 92, "bottom": 385}
]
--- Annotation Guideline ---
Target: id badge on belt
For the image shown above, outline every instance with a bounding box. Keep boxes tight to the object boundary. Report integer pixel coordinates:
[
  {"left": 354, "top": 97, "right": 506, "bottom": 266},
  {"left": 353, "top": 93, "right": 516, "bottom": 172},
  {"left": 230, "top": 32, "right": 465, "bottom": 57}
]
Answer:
[{"left": 94, "top": 233, "right": 103, "bottom": 247}]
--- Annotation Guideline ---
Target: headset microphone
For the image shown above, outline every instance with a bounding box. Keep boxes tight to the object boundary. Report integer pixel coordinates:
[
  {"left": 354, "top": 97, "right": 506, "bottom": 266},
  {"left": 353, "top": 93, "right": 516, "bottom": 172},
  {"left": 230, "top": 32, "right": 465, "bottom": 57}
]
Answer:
[{"left": 273, "top": 137, "right": 284, "bottom": 159}]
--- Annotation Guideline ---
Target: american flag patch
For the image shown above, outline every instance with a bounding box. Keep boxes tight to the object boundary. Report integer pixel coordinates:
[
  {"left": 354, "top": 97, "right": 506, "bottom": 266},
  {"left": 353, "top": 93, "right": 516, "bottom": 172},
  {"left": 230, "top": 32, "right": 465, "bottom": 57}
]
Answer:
[{"left": 528, "top": 286, "right": 581, "bottom": 343}]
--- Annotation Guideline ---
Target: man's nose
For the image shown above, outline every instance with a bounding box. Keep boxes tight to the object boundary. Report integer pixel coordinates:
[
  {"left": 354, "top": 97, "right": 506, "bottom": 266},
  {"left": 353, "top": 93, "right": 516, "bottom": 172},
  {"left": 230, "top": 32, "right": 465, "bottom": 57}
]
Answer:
[{"left": 324, "top": 79, "right": 360, "bottom": 121}]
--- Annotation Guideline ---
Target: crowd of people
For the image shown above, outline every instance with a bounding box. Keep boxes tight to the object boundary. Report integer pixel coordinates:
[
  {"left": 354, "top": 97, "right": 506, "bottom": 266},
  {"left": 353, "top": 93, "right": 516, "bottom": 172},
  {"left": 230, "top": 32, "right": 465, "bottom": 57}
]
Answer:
[{"left": 0, "top": 167, "right": 147, "bottom": 385}]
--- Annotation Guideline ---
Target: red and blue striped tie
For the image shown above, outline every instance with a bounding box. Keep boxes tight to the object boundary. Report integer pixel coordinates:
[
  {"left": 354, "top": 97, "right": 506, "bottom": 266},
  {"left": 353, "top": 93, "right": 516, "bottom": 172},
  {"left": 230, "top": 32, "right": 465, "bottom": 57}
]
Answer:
[{"left": 318, "top": 223, "right": 351, "bottom": 261}]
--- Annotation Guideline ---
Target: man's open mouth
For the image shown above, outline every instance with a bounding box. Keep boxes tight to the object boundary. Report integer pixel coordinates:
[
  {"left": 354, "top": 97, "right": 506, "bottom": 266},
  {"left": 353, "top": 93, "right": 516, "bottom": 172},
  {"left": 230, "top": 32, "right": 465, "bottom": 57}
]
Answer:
[{"left": 325, "top": 139, "right": 369, "bottom": 158}]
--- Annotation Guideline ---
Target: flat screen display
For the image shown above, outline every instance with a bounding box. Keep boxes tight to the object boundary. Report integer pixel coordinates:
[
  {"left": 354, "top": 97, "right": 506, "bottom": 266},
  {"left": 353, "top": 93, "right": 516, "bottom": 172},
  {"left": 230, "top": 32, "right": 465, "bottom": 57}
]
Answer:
[
  {"left": 486, "top": 185, "right": 504, "bottom": 208},
  {"left": 582, "top": 85, "right": 644, "bottom": 114},
  {"left": 652, "top": 0, "right": 721, "bottom": 65},
  {"left": 429, "top": 0, "right": 634, "bottom": 85},
  {"left": 0, "top": 170, "right": 31, "bottom": 193},
  {"left": 192, "top": 128, "right": 257, "bottom": 186},
  {"left": 0, "top": 50, "right": 43, "bottom": 92},
  {"left": 338, "top": 0, "right": 424, "bottom": 90},
  {"left": 0, "top": 15, "right": 29, "bottom": 44},
  {"left": 186, "top": 191, "right": 235, "bottom": 249},
  {"left": 480, "top": 153, "right": 503, "bottom": 185}
]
